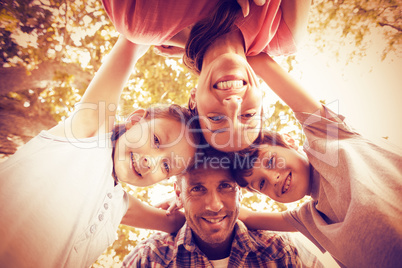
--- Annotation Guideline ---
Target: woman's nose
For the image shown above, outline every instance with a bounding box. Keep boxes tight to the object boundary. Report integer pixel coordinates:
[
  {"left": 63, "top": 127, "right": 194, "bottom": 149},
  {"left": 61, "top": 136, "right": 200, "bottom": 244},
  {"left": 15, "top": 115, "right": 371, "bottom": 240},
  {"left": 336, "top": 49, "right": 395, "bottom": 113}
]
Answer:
[{"left": 223, "top": 96, "right": 243, "bottom": 110}]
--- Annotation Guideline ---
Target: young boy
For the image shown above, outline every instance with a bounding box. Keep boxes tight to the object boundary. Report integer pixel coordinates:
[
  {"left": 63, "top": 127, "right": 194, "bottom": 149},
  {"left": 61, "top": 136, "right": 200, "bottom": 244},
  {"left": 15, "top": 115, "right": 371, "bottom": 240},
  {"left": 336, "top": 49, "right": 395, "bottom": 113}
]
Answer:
[{"left": 233, "top": 53, "right": 402, "bottom": 268}]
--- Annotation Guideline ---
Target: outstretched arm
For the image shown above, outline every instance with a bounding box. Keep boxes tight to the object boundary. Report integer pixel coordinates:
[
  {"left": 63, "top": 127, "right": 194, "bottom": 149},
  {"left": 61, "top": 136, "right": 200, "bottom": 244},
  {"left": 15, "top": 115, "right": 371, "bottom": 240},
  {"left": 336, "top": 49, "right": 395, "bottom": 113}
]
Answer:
[
  {"left": 248, "top": 53, "right": 323, "bottom": 115},
  {"left": 49, "top": 36, "right": 149, "bottom": 138},
  {"left": 280, "top": 0, "right": 311, "bottom": 46},
  {"left": 121, "top": 194, "right": 186, "bottom": 234},
  {"left": 239, "top": 207, "right": 297, "bottom": 232}
]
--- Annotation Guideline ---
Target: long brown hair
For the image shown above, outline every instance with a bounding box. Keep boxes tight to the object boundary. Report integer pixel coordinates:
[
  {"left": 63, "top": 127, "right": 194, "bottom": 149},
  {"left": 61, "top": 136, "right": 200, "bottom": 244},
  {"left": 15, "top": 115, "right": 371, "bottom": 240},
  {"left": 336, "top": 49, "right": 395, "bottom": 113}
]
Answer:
[{"left": 183, "top": 0, "right": 241, "bottom": 75}]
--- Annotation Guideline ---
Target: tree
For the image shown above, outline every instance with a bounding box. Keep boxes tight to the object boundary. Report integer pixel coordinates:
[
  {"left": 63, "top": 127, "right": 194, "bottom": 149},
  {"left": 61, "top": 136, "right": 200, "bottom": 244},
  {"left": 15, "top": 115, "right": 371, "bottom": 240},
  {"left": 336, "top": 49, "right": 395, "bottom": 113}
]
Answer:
[{"left": 1, "top": 0, "right": 401, "bottom": 266}]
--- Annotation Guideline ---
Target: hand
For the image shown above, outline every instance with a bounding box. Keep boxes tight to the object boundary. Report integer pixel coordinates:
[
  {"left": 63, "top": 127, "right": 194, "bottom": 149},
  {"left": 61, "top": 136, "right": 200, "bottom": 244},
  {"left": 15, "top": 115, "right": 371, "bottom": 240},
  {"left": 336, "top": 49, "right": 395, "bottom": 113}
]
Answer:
[
  {"left": 155, "top": 196, "right": 183, "bottom": 216},
  {"left": 153, "top": 45, "right": 185, "bottom": 58},
  {"left": 237, "top": 0, "right": 267, "bottom": 17}
]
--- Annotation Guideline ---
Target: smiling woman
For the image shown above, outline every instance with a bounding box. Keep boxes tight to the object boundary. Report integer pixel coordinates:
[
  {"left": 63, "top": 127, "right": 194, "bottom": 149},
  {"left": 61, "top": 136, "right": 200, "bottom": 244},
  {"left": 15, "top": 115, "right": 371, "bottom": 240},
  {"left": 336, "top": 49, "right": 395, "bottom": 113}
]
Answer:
[{"left": 101, "top": 0, "right": 311, "bottom": 152}]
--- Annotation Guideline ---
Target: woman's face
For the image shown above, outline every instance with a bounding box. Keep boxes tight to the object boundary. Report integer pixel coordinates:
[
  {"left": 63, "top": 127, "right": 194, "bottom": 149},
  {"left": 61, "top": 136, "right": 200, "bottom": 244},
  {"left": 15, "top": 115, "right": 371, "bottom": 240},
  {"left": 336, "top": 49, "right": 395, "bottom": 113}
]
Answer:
[{"left": 194, "top": 53, "right": 263, "bottom": 152}]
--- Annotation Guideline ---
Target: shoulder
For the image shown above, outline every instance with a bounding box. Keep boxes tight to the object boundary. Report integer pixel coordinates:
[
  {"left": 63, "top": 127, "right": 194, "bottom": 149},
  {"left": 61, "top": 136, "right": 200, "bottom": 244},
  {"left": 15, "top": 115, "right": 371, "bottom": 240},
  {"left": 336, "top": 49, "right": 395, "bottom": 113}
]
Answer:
[
  {"left": 122, "top": 232, "right": 177, "bottom": 267},
  {"left": 247, "top": 230, "right": 300, "bottom": 261}
]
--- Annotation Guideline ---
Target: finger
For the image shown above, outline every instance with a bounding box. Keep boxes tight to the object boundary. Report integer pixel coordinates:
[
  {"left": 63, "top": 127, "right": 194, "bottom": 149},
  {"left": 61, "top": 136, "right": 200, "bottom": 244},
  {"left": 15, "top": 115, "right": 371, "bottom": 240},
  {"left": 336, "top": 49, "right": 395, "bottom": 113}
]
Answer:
[
  {"left": 254, "top": 0, "right": 266, "bottom": 6},
  {"left": 236, "top": 0, "right": 249, "bottom": 17}
]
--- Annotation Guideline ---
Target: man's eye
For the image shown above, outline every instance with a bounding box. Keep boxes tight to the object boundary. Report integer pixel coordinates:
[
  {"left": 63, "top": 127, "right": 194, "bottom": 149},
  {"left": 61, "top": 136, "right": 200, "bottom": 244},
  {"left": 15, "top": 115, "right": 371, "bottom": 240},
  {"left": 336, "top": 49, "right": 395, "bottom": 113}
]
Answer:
[
  {"left": 154, "top": 135, "right": 160, "bottom": 148},
  {"left": 191, "top": 186, "right": 205, "bottom": 192},
  {"left": 209, "top": 115, "right": 225, "bottom": 122}
]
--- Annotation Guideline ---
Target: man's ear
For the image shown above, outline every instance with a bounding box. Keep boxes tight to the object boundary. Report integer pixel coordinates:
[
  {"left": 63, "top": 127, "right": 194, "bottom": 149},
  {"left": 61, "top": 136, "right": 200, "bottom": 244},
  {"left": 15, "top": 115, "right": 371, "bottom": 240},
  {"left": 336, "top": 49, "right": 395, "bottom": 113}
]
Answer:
[
  {"left": 125, "top": 109, "right": 147, "bottom": 129},
  {"left": 189, "top": 88, "right": 197, "bottom": 110},
  {"left": 174, "top": 182, "right": 183, "bottom": 206},
  {"left": 238, "top": 186, "right": 243, "bottom": 203},
  {"left": 282, "top": 133, "right": 298, "bottom": 150}
]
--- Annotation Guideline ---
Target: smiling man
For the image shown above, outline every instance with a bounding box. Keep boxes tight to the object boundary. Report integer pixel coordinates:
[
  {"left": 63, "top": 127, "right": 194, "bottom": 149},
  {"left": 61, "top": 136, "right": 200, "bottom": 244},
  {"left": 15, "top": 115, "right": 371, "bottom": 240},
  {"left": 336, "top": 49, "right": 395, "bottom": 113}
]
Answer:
[{"left": 122, "top": 159, "right": 322, "bottom": 267}]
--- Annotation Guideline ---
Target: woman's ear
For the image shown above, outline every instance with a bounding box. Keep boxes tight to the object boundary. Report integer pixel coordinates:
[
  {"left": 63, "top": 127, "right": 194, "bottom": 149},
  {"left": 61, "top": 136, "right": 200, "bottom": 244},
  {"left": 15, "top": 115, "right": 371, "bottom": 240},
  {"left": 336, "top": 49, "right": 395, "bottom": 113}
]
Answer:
[
  {"left": 282, "top": 133, "right": 298, "bottom": 150},
  {"left": 189, "top": 88, "right": 197, "bottom": 110},
  {"left": 125, "top": 108, "right": 147, "bottom": 129}
]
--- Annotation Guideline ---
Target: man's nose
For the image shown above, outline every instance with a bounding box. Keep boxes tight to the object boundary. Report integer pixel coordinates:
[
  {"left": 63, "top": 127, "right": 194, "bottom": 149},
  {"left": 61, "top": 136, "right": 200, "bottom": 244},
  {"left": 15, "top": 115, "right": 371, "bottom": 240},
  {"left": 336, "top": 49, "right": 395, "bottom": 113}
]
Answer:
[{"left": 205, "top": 190, "right": 224, "bottom": 212}]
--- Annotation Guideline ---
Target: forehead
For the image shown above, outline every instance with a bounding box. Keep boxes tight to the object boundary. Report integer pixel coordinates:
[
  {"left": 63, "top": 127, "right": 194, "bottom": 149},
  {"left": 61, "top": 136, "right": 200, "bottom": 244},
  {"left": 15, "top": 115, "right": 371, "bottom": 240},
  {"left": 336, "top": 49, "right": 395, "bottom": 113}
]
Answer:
[{"left": 185, "top": 167, "right": 233, "bottom": 184}]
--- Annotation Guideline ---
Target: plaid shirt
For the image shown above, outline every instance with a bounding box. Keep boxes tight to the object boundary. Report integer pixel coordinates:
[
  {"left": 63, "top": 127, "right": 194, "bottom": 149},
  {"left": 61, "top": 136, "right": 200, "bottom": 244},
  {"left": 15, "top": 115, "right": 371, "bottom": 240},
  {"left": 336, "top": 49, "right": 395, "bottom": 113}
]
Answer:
[{"left": 122, "top": 221, "right": 321, "bottom": 267}]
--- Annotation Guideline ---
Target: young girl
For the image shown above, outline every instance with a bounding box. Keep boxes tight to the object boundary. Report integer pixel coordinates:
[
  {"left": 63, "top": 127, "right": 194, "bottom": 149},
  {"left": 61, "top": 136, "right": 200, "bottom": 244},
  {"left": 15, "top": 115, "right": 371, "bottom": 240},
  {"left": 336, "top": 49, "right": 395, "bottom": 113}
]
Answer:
[
  {"left": 101, "top": 0, "right": 311, "bottom": 152},
  {"left": 231, "top": 53, "right": 402, "bottom": 267},
  {"left": 0, "top": 36, "right": 199, "bottom": 267}
]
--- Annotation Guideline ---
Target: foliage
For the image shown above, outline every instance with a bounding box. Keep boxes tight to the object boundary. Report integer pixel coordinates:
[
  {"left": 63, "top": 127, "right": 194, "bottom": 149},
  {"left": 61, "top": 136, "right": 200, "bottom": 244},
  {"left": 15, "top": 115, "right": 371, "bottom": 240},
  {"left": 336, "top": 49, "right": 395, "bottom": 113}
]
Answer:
[{"left": 1, "top": 0, "right": 401, "bottom": 266}]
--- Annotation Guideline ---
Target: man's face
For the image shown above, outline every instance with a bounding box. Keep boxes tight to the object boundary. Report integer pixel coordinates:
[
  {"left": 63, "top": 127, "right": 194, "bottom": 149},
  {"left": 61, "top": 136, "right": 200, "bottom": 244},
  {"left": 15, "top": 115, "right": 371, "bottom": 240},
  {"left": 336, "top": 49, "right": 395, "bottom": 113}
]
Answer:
[{"left": 175, "top": 167, "right": 241, "bottom": 246}]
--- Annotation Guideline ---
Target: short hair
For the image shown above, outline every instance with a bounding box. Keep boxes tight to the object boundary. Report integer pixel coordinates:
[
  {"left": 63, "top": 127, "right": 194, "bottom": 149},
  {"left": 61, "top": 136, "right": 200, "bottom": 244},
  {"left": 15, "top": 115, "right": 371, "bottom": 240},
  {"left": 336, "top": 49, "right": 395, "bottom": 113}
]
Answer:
[
  {"left": 176, "top": 150, "right": 232, "bottom": 188},
  {"left": 229, "top": 129, "right": 293, "bottom": 188}
]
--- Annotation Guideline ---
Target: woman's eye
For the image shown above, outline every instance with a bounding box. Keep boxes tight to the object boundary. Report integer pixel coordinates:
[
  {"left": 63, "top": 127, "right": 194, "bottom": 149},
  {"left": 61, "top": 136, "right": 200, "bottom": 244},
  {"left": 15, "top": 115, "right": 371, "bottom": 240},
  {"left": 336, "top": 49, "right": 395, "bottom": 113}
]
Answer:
[
  {"left": 154, "top": 135, "right": 160, "bottom": 148},
  {"left": 209, "top": 115, "right": 225, "bottom": 122},
  {"left": 241, "top": 112, "right": 256, "bottom": 119},
  {"left": 259, "top": 179, "right": 266, "bottom": 190}
]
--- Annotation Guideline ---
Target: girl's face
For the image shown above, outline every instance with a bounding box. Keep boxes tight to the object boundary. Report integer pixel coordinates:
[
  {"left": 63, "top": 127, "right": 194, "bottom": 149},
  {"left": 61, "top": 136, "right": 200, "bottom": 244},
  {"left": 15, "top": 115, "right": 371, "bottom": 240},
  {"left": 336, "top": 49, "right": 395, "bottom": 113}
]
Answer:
[
  {"left": 114, "top": 118, "right": 196, "bottom": 187},
  {"left": 194, "top": 53, "right": 263, "bottom": 152},
  {"left": 244, "top": 145, "right": 311, "bottom": 203}
]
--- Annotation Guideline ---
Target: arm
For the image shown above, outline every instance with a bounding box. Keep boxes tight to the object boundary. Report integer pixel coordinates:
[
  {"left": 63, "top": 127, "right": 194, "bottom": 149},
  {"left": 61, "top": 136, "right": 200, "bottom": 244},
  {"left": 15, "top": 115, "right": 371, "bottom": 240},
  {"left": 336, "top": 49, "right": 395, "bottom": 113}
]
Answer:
[
  {"left": 239, "top": 207, "right": 297, "bottom": 232},
  {"left": 49, "top": 36, "right": 149, "bottom": 138},
  {"left": 121, "top": 194, "right": 185, "bottom": 233},
  {"left": 248, "top": 53, "right": 323, "bottom": 115},
  {"left": 280, "top": 0, "right": 311, "bottom": 46}
]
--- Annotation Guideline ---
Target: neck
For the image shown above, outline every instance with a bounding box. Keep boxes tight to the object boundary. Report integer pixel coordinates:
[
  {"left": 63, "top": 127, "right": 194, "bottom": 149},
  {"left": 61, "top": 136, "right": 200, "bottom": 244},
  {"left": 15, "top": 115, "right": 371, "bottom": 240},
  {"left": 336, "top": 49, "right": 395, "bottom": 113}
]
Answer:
[
  {"left": 203, "top": 29, "right": 245, "bottom": 67},
  {"left": 193, "top": 231, "right": 235, "bottom": 260}
]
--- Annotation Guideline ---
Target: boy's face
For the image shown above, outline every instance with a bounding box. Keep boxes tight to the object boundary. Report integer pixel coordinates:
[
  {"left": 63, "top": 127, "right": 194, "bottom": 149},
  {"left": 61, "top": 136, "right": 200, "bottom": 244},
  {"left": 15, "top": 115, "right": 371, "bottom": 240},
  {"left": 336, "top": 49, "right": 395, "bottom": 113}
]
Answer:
[
  {"left": 114, "top": 118, "right": 195, "bottom": 187},
  {"left": 244, "top": 145, "right": 311, "bottom": 203}
]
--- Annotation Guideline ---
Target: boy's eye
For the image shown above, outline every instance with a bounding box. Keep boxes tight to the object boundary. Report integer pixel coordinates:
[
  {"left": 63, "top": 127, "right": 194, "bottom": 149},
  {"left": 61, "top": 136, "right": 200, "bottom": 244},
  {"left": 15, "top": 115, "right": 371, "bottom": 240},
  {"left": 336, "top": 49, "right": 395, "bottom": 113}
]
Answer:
[
  {"left": 259, "top": 179, "right": 266, "bottom": 191},
  {"left": 264, "top": 155, "right": 275, "bottom": 169},
  {"left": 154, "top": 135, "right": 160, "bottom": 148},
  {"left": 208, "top": 115, "right": 225, "bottom": 122}
]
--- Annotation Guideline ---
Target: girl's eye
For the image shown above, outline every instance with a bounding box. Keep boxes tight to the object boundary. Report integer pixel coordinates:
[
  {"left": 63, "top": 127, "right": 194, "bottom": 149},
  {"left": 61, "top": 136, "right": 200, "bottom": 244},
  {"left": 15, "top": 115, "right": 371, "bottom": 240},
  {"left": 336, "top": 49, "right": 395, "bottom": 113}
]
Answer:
[
  {"left": 163, "top": 161, "right": 170, "bottom": 174},
  {"left": 241, "top": 112, "right": 256, "bottom": 119},
  {"left": 154, "top": 135, "right": 160, "bottom": 148},
  {"left": 259, "top": 179, "right": 266, "bottom": 190},
  {"left": 209, "top": 115, "right": 225, "bottom": 122}
]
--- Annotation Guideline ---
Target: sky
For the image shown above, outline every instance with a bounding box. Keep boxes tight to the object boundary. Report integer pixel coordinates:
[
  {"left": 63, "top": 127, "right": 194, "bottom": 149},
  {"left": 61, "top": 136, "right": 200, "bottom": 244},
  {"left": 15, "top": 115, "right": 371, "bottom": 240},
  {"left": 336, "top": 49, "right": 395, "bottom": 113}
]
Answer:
[{"left": 265, "top": 29, "right": 402, "bottom": 149}]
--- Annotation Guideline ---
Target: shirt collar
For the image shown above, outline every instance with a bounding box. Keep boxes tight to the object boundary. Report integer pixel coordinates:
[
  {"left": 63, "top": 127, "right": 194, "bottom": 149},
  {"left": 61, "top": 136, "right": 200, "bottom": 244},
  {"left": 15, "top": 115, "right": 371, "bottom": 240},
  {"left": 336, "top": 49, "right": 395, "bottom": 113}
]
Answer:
[{"left": 175, "top": 221, "right": 259, "bottom": 255}]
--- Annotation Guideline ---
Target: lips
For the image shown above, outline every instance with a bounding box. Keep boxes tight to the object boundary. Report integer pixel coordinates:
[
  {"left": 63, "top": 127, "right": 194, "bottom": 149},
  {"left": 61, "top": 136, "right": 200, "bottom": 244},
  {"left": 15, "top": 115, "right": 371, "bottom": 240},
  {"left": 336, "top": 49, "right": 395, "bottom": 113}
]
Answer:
[
  {"left": 130, "top": 152, "right": 142, "bottom": 177},
  {"left": 213, "top": 74, "right": 247, "bottom": 90},
  {"left": 281, "top": 172, "right": 292, "bottom": 194},
  {"left": 202, "top": 216, "right": 226, "bottom": 224},
  {"left": 215, "top": 80, "right": 245, "bottom": 90}
]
